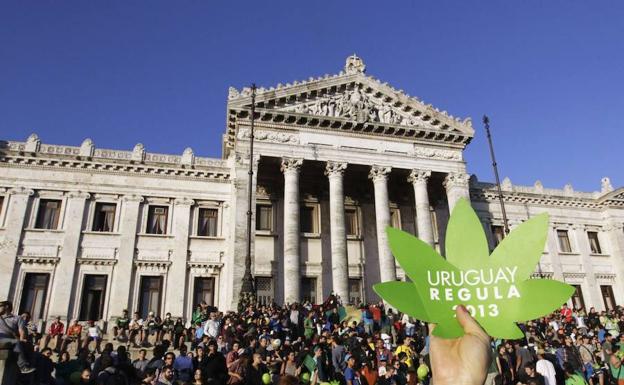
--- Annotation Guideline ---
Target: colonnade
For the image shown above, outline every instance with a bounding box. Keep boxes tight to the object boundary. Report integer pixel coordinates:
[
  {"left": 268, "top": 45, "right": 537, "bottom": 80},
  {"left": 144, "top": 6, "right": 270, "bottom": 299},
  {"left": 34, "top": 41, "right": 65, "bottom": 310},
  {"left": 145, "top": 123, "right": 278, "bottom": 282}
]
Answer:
[{"left": 278, "top": 158, "right": 470, "bottom": 303}]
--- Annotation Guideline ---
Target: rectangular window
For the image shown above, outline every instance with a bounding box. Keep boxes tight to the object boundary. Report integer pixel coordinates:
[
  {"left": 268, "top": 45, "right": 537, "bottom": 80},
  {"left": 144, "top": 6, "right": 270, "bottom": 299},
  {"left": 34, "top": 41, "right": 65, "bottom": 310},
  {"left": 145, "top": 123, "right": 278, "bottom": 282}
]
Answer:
[
  {"left": 491, "top": 225, "right": 505, "bottom": 247},
  {"left": 35, "top": 199, "right": 62, "bottom": 230},
  {"left": 301, "top": 277, "right": 317, "bottom": 303},
  {"left": 79, "top": 275, "right": 107, "bottom": 321},
  {"left": 197, "top": 208, "right": 218, "bottom": 236},
  {"left": 349, "top": 278, "right": 362, "bottom": 305},
  {"left": 345, "top": 208, "right": 359, "bottom": 236},
  {"left": 256, "top": 277, "right": 274, "bottom": 306},
  {"left": 19, "top": 273, "right": 49, "bottom": 321},
  {"left": 571, "top": 285, "right": 585, "bottom": 311},
  {"left": 146, "top": 206, "right": 168, "bottom": 234},
  {"left": 255, "top": 204, "right": 273, "bottom": 231},
  {"left": 390, "top": 208, "right": 401, "bottom": 229},
  {"left": 193, "top": 277, "right": 215, "bottom": 307},
  {"left": 92, "top": 202, "right": 116, "bottom": 232},
  {"left": 300, "top": 206, "right": 317, "bottom": 234},
  {"left": 587, "top": 231, "right": 602, "bottom": 254},
  {"left": 557, "top": 230, "right": 572, "bottom": 253},
  {"left": 138, "top": 276, "right": 163, "bottom": 318},
  {"left": 0, "top": 196, "right": 4, "bottom": 215},
  {"left": 601, "top": 285, "right": 616, "bottom": 311}
]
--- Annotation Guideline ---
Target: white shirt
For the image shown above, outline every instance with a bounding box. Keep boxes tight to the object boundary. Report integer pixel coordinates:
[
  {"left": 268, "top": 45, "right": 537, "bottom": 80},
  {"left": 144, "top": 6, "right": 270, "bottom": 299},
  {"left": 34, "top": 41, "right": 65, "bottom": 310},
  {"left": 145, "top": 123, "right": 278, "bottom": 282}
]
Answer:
[
  {"left": 290, "top": 310, "right": 299, "bottom": 325},
  {"left": 536, "top": 359, "right": 557, "bottom": 385},
  {"left": 88, "top": 325, "right": 101, "bottom": 338},
  {"left": 204, "top": 319, "right": 219, "bottom": 338}
]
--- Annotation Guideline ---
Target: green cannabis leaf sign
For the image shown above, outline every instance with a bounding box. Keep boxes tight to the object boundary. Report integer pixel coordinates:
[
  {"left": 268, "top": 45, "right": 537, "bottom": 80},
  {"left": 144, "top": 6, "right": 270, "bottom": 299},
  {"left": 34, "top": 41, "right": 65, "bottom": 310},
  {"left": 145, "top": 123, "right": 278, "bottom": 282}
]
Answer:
[{"left": 373, "top": 198, "right": 574, "bottom": 339}]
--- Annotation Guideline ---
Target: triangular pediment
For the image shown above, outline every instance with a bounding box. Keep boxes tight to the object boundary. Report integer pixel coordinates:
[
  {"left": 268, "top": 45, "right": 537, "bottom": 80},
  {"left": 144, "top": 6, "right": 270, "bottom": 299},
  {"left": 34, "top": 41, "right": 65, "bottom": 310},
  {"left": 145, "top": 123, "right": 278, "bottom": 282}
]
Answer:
[
  {"left": 225, "top": 55, "right": 474, "bottom": 151},
  {"left": 228, "top": 55, "right": 474, "bottom": 136}
]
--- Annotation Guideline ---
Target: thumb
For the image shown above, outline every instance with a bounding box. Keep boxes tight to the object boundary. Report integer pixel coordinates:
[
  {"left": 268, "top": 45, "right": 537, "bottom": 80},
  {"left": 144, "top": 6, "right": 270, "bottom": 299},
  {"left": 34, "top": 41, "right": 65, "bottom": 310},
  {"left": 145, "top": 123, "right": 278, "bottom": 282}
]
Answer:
[{"left": 456, "top": 305, "right": 489, "bottom": 342}]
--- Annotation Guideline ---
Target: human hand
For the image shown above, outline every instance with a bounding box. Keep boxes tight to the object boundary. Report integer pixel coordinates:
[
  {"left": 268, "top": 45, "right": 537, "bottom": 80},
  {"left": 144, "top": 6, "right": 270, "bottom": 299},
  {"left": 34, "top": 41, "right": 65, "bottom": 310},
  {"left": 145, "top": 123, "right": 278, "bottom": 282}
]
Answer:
[{"left": 430, "top": 305, "right": 492, "bottom": 385}]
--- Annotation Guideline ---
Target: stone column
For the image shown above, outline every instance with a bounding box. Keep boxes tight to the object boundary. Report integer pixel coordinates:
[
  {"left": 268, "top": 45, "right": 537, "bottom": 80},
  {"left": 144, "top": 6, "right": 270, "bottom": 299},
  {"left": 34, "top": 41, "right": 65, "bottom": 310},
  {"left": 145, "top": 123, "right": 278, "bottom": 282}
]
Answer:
[
  {"left": 0, "top": 187, "right": 34, "bottom": 301},
  {"left": 281, "top": 158, "right": 303, "bottom": 304},
  {"left": 108, "top": 195, "right": 143, "bottom": 317},
  {"left": 165, "top": 198, "right": 194, "bottom": 317},
  {"left": 408, "top": 170, "right": 434, "bottom": 246},
  {"left": 325, "top": 161, "right": 349, "bottom": 302},
  {"left": 369, "top": 166, "right": 396, "bottom": 283},
  {"left": 48, "top": 191, "right": 90, "bottom": 319},
  {"left": 444, "top": 172, "right": 471, "bottom": 212}
]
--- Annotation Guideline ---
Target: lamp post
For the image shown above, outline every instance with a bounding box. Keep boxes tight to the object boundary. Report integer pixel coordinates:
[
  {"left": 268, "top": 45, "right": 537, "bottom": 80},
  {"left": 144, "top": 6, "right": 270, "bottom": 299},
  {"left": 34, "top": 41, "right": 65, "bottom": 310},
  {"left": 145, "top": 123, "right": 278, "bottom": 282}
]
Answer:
[
  {"left": 238, "top": 84, "right": 257, "bottom": 311},
  {"left": 483, "top": 115, "right": 510, "bottom": 235}
]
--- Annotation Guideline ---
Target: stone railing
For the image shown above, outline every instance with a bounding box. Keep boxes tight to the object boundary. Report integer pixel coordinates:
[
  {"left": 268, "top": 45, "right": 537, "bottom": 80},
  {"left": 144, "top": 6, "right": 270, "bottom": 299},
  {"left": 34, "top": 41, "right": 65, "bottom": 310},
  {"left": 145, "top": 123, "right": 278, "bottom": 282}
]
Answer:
[{"left": 2, "top": 135, "right": 228, "bottom": 169}]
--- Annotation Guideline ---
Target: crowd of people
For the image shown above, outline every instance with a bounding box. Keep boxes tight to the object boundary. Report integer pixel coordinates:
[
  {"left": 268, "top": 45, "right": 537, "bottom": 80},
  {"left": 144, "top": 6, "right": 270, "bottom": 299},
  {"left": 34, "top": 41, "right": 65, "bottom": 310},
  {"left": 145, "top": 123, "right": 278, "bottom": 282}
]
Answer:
[{"left": 1, "top": 297, "right": 624, "bottom": 385}]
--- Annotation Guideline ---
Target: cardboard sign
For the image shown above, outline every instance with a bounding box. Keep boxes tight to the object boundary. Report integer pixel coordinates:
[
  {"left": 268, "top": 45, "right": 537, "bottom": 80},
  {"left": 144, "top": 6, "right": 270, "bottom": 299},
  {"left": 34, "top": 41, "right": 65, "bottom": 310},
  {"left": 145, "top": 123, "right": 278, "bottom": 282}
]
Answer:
[{"left": 373, "top": 198, "right": 574, "bottom": 339}]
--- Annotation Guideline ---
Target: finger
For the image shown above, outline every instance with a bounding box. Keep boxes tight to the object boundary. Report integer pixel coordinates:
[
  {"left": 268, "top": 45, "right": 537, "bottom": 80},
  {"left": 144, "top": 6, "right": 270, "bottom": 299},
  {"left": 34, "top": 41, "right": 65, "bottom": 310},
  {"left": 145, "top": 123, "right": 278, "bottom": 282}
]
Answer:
[
  {"left": 455, "top": 305, "right": 489, "bottom": 342},
  {"left": 427, "top": 322, "right": 436, "bottom": 336}
]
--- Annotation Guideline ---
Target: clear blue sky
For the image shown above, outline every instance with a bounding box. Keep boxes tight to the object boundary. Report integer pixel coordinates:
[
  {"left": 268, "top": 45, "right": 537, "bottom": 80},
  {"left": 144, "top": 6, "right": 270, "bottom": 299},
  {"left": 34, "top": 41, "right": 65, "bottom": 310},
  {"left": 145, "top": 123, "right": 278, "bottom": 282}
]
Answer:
[{"left": 1, "top": 1, "right": 622, "bottom": 192}]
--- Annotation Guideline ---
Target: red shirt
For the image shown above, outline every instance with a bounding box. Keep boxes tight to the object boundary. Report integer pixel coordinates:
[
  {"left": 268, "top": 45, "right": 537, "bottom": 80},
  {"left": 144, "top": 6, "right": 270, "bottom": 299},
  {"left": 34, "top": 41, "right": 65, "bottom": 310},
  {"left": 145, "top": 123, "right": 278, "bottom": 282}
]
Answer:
[
  {"left": 49, "top": 321, "right": 64, "bottom": 336},
  {"left": 561, "top": 307, "right": 572, "bottom": 322},
  {"left": 371, "top": 307, "right": 382, "bottom": 322}
]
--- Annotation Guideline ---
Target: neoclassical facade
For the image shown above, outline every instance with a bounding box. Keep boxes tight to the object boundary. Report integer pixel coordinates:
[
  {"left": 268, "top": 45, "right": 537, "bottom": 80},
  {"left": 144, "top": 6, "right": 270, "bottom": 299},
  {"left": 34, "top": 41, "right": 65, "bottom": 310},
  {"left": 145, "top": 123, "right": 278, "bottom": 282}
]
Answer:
[{"left": 0, "top": 55, "right": 622, "bottom": 328}]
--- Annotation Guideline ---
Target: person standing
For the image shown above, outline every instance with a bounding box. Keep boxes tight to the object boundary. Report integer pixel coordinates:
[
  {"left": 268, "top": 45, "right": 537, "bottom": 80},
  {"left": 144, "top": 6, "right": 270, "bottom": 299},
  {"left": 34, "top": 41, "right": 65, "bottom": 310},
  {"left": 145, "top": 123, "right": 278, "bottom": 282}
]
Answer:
[
  {"left": 536, "top": 349, "right": 558, "bottom": 385},
  {"left": 344, "top": 354, "right": 361, "bottom": 385},
  {"left": 0, "top": 300, "right": 36, "bottom": 374},
  {"left": 132, "top": 349, "right": 150, "bottom": 379}
]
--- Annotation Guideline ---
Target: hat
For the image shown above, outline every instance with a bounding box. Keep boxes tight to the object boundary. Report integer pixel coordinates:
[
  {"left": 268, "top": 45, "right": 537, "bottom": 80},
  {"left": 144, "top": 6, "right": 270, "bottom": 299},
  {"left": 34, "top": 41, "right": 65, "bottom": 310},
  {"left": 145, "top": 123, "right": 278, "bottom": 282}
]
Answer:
[
  {"left": 313, "top": 345, "right": 323, "bottom": 352},
  {"left": 345, "top": 354, "right": 354, "bottom": 361}
]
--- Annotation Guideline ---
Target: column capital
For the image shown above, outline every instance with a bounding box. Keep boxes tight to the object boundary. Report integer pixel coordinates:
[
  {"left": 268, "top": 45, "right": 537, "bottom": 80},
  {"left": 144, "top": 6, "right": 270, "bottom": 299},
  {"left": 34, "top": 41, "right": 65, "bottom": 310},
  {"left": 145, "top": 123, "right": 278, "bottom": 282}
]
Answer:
[
  {"left": 122, "top": 194, "right": 144, "bottom": 203},
  {"left": 66, "top": 191, "right": 91, "bottom": 200},
  {"left": 174, "top": 197, "right": 195, "bottom": 206},
  {"left": 280, "top": 157, "right": 303, "bottom": 173},
  {"left": 407, "top": 169, "right": 431, "bottom": 184},
  {"left": 443, "top": 172, "right": 470, "bottom": 189},
  {"left": 368, "top": 165, "right": 391, "bottom": 182},
  {"left": 8, "top": 187, "right": 35, "bottom": 196},
  {"left": 324, "top": 161, "right": 347, "bottom": 177}
]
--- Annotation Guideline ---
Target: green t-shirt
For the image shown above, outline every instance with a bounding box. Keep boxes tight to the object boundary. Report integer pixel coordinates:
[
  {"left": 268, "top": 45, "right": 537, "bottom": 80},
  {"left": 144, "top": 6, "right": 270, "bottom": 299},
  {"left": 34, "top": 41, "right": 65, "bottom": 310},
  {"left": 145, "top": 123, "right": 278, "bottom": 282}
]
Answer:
[
  {"left": 610, "top": 364, "right": 624, "bottom": 380},
  {"left": 565, "top": 374, "right": 587, "bottom": 385},
  {"left": 116, "top": 317, "right": 130, "bottom": 328},
  {"left": 304, "top": 318, "right": 314, "bottom": 338}
]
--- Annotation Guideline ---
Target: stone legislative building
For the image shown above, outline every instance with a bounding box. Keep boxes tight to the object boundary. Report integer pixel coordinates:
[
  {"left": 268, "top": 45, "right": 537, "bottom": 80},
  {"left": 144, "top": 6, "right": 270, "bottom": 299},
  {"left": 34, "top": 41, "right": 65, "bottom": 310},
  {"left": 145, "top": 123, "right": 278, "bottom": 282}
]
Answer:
[{"left": 0, "top": 56, "right": 623, "bottom": 329}]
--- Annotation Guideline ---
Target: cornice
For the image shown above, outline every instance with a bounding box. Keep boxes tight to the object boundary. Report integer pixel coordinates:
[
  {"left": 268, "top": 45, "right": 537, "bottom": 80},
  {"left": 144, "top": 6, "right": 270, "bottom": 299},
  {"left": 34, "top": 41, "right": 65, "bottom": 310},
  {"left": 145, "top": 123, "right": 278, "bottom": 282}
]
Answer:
[
  {"left": 0, "top": 154, "right": 230, "bottom": 182},
  {"left": 226, "top": 108, "right": 471, "bottom": 154},
  {"left": 77, "top": 258, "right": 118, "bottom": 266},
  {"left": 17, "top": 255, "right": 60, "bottom": 265}
]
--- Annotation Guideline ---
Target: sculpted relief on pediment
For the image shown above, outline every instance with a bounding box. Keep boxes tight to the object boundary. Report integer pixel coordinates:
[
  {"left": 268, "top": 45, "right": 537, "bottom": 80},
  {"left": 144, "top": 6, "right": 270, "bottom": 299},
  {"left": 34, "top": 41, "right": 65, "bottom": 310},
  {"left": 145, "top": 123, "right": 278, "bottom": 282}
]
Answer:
[{"left": 280, "top": 84, "right": 422, "bottom": 127}]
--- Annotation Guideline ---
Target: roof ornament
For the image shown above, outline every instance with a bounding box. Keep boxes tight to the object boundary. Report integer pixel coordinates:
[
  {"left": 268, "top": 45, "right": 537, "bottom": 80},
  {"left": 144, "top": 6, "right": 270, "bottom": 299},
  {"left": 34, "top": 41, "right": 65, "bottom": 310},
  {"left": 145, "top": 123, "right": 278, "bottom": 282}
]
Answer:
[
  {"left": 345, "top": 54, "right": 366, "bottom": 74},
  {"left": 601, "top": 177, "right": 614, "bottom": 193}
]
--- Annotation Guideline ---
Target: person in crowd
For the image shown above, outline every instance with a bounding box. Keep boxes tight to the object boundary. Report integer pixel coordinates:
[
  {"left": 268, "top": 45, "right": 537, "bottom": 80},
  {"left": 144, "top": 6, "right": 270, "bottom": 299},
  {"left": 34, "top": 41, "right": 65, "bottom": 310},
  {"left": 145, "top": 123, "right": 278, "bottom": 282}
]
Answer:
[
  {"left": 113, "top": 310, "right": 131, "bottom": 342},
  {"left": 83, "top": 320, "right": 103, "bottom": 353},
  {"left": 20, "top": 294, "right": 624, "bottom": 385},
  {"left": 156, "top": 365, "right": 175, "bottom": 385},
  {"left": 174, "top": 344, "right": 194, "bottom": 382},
  {"left": 61, "top": 318, "right": 83, "bottom": 352},
  {"left": 128, "top": 312, "right": 144, "bottom": 348},
  {"left": 609, "top": 354, "right": 624, "bottom": 385},
  {"left": 132, "top": 348, "right": 149, "bottom": 379},
  {"left": 0, "top": 300, "right": 36, "bottom": 374},
  {"left": 42, "top": 315, "right": 64, "bottom": 351}
]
